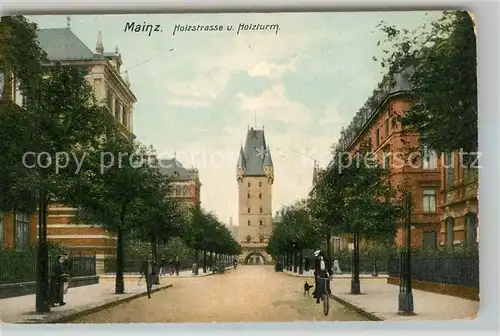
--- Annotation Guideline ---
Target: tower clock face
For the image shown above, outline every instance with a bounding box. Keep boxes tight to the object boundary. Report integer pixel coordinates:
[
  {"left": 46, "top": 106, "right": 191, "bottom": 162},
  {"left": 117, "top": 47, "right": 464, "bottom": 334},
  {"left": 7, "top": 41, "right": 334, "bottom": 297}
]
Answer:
[{"left": 0, "top": 72, "right": 4, "bottom": 99}]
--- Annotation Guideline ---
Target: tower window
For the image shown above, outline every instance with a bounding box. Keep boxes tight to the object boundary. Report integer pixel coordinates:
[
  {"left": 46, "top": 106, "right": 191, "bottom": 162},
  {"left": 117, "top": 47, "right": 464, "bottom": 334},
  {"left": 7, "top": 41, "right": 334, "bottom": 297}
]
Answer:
[
  {"left": 247, "top": 220, "right": 251, "bottom": 226},
  {"left": 247, "top": 193, "right": 250, "bottom": 199},
  {"left": 247, "top": 208, "right": 251, "bottom": 213},
  {"left": 260, "top": 207, "right": 263, "bottom": 213},
  {"left": 246, "top": 235, "right": 251, "bottom": 243},
  {"left": 259, "top": 193, "right": 262, "bottom": 199},
  {"left": 259, "top": 182, "right": 262, "bottom": 187},
  {"left": 248, "top": 182, "right": 251, "bottom": 187},
  {"left": 259, "top": 220, "right": 263, "bottom": 226},
  {"left": 259, "top": 236, "right": 264, "bottom": 243}
]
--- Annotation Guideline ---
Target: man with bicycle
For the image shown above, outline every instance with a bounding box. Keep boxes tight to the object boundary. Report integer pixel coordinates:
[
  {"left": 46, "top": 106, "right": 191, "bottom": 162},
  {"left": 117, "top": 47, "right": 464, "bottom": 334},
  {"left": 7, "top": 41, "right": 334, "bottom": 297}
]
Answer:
[{"left": 313, "top": 250, "right": 333, "bottom": 304}]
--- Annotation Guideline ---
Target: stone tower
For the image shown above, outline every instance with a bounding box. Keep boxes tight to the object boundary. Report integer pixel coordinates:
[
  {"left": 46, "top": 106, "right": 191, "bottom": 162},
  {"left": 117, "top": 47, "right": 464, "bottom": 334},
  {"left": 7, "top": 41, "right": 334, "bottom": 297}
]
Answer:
[{"left": 236, "top": 127, "right": 274, "bottom": 264}]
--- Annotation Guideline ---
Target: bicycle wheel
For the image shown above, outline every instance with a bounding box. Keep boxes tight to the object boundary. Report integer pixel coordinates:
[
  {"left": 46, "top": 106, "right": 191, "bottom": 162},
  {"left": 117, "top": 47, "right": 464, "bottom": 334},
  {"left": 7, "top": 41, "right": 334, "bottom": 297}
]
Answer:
[{"left": 323, "top": 293, "right": 329, "bottom": 315}]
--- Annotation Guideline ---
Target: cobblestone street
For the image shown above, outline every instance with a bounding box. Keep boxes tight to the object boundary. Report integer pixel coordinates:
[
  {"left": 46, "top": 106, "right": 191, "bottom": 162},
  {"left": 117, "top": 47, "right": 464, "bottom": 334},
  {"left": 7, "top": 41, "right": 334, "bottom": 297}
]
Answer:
[{"left": 73, "top": 266, "right": 367, "bottom": 323}]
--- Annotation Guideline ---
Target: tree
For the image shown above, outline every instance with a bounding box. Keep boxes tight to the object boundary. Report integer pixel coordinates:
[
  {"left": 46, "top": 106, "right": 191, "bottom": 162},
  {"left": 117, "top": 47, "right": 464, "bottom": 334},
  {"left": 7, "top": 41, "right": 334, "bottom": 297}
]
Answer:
[
  {"left": 0, "top": 15, "right": 126, "bottom": 311},
  {"left": 127, "top": 166, "right": 186, "bottom": 263},
  {"left": 311, "top": 149, "right": 403, "bottom": 294},
  {"left": 68, "top": 140, "right": 161, "bottom": 294},
  {"left": 267, "top": 200, "right": 321, "bottom": 273},
  {"left": 375, "top": 11, "right": 477, "bottom": 154}
]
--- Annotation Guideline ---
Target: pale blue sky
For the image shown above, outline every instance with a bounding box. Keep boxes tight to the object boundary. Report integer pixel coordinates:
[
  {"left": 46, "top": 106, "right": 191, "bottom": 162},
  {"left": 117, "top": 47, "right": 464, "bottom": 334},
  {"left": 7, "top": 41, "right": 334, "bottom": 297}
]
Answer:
[{"left": 32, "top": 12, "right": 440, "bottom": 226}]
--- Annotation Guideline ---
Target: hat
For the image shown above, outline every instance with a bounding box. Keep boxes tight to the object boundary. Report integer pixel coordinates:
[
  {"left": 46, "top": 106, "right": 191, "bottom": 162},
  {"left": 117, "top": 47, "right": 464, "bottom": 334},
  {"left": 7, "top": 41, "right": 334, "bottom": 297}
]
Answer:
[{"left": 314, "top": 250, "right": 321, "bottom": 257}]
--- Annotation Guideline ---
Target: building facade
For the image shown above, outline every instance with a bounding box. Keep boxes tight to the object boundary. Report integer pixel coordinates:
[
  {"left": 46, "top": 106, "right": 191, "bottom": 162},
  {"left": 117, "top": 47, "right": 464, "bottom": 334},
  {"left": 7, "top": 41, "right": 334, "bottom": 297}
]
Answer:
[
  {"left": 36, "top": 24, "right": 137, "bottom": 265},
  {"left": 158, "top": 157, "right": 202, "bottom": 207},
  {"left": 331, "top": 71, "right": 442, "bottom": 248},
  {"left": 236, "top": 127, "right": 274, "bottom": 264},
  {"left": 0, "top": 65, "right": 38, "bottom": 249},
  {"left": 439, "top": 152, "right": 478, "bottom": 248}
]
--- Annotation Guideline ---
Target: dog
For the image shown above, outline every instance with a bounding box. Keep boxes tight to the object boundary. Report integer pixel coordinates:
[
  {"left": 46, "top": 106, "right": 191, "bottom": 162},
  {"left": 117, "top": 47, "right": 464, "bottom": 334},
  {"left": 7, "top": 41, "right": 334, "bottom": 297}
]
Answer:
[{"left": 304, "top": 281, "right": 314, "bottom": 296}]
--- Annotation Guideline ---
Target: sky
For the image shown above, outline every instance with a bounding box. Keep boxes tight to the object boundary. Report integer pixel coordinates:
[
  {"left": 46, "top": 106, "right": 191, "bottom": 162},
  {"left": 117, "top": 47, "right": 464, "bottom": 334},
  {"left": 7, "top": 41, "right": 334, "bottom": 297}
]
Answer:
[{"left": 32, "top": 11, "right": 441, "bottom": 227}]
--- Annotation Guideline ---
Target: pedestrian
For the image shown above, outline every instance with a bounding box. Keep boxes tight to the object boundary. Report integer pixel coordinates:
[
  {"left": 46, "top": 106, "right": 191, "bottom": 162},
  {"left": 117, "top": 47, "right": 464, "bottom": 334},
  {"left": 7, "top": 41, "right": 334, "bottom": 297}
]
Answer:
[
  {"left": 174, "top": 256, "right": 180, "bottom": 276},
  {"left": 49, "top": 255, "right": 68, "bottom": 307},
  {"left": 191, "top": 261, "right": 198, "bottom": 275},
  {"left": 312, "top": 250, "right": 333, "bottom": 304},
  {"left": 333, "top": 258, "right": 342, "bottom": 275},
  {"left": 62, "top": 253, "right": 71, "bottom": 294},
  {"left": 159, "top": 256, "right": 166, "bottom": 276},
  {"left": 140, "top": 253, "right": 155, "bottom": 299},
  {"left": 304, "top": 257, "right": 310, "bottom": 272}
]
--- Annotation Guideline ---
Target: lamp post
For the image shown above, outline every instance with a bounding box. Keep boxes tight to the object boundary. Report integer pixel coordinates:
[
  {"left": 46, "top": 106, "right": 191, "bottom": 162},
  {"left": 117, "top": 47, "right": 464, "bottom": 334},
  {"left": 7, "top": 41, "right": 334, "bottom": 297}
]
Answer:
[
  {"left": 292, "top": 242, "right": 297, "bottom": 273},
  {"left": 350, "top": 231, "right": 360, "bottom": 294},
  {"left": 398, "top": 192, "right": 414, "bottom": 315}
]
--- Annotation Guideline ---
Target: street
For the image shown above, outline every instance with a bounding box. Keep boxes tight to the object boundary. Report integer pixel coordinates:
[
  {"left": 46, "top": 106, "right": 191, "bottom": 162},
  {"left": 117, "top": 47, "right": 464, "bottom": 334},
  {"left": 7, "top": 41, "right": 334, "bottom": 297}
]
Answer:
[{"left": 72, "top": 266, "right": 367, "bottom": 323}]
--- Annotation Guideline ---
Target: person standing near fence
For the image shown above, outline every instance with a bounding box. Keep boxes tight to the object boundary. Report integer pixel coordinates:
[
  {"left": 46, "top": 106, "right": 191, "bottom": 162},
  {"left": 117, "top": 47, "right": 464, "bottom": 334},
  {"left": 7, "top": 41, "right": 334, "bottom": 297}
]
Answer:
[
  {"left": 140, "top": 254, "right": 155, "bottom": 299},
  {"left": 62, "top": 253, "right": 72, "bottom": 294},
  {"left": 49, "top": 255, "right": 69, "bottom": 307}
]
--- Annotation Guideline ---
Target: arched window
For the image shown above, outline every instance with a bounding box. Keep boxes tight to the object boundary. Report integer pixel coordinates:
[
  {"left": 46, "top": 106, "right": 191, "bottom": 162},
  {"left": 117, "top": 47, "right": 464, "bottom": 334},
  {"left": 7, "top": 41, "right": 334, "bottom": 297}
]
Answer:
[
  {"left": 248, "top": 182, "right": 251, "bottom": 187},
  {"left": 259, "top": 236, "right": 264, "bottom": 243},
  {"left": 246, "top": 235, "right": 251, "bottom": 243},
  {"left": 446, "top": 217, "right": 455, "bottom": 248},
  {"left": 259, "top": 220, "right": 263, "bottom": 226}
]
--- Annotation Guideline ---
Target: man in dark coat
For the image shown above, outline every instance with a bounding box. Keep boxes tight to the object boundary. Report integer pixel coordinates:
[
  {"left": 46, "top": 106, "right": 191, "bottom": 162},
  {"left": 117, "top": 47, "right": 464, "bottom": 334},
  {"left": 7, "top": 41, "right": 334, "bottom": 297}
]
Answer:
[
  {"left": 312, "top": 250, "right": 333, "bottom": 304},
  {"left": 304, "top": 257, "right": 310, "bottom": 272},
  {"left": 49, "top": 255, "right": 68, "bottom": 306},
  {"left": 140, "top": 254, "right": 155, "bottom": 299}
]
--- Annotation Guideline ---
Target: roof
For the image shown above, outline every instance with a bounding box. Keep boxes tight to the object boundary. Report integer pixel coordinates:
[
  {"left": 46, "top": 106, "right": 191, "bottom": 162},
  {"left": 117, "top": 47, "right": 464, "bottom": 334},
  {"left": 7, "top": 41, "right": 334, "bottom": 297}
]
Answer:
[
  {"left": 37, "top": 28, "right": 98, "bottom": 61},
  {"left": 237, "top": 127, "right": 273, "bottom": 176},
  {"left": 158, "top": 158, "right": 198, "bottom": 181}
]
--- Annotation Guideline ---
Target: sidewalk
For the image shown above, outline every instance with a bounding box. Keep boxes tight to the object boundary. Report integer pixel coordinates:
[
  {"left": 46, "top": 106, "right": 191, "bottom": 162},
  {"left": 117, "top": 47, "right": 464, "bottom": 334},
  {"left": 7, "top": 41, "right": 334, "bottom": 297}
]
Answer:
[
  {"left": 0, "top": 280, "right": 172, "bottom": 324},
  {"left": 283, "top": 272, "right": 478, "bottom": 321},
  {"left": 284, "top": 269, "right": 388, "bottom": 279}
]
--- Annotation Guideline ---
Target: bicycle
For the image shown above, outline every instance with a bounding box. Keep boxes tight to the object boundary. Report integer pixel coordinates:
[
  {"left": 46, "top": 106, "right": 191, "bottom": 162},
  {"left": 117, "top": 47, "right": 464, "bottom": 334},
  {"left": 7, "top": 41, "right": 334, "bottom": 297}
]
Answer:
[{"left": 319, "top": 277, "right": 331, "bottom": 316}]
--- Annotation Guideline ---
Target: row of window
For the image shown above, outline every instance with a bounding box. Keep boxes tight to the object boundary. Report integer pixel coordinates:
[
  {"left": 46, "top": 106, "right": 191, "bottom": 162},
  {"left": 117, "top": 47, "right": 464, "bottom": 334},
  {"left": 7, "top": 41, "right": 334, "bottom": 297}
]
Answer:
[
  {"left": 170, "top": 185, "right": 190, "bottom": 197},
  {"left": 248, "top": 219, "right": 264, "bottom": 226},
  {"left": 106, "top": 88, "right": 131, "bottom": 129},
  {"left": 374, "top": 117, "right": 393, "bottom": 148},
  {"left": 380, "top": 150, "right": 438, "bottom": 170},
  {"left": 247, "top": 192, "right": 263, "bottom": 199},
  {"left": 247, "top": 182, "right": 263, "bottom": 188},
  {"left": 0, "top": 212, "right": 30, "bottom": 249},
  {"left": 245, "top": 235, "right": 265, "bottom": 243},
  {"left": 247, "top": 207, "right": 264, "bottom": 214},
  {"left": 445, "top": 213, "right": 478, "bottom": 248}
]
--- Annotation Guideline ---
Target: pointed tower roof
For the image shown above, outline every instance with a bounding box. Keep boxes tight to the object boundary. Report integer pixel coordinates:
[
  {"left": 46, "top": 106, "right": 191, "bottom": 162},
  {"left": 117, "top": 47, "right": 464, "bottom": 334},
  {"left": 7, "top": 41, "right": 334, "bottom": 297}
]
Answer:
[
  {"left": 96, "top": 30, "right": 104, "bottom": 54},
  {"left": 237, "top": 146, "right": 246, "bottom": 168},
  {"left": 263, "top": 145, "right": 273, "bottom": 167}
]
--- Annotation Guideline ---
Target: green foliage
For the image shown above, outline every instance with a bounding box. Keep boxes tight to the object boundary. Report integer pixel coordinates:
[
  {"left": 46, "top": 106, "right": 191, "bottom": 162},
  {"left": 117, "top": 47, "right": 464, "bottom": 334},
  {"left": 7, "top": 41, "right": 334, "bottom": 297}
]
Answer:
[
  {"left": 375, "top": 11, "right": 477, "bottom": 153},
  {"left": 184, "top": 204, "right": 240, "bottom": 256},
  {"left": 310, "top": 151, "right": 403, "bottom": 241},
  {"left": 267, "top": 199, "right": 321, "bottom": 255}
]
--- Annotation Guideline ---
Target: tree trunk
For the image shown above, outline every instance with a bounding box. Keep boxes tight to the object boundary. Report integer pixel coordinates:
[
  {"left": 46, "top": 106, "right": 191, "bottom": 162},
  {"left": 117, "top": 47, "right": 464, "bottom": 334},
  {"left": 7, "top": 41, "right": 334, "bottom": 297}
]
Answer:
[
  {"left": 203, "top": 250, "right": 207, "bottom": 273},
  {"left": 151, "top": 236, "right": 158, "bottom": 263},
  {"left": 299, "top": 250, "right": 304, "bottom": 274},
  {"left": 115, "top": 227, "right": 125, "bottom": 294},
  {"left": 351, "top": 232, "right": 361, "bottom": 294},
  {"left": 36, "top": 190, "right": 50, "bottom": 313}
]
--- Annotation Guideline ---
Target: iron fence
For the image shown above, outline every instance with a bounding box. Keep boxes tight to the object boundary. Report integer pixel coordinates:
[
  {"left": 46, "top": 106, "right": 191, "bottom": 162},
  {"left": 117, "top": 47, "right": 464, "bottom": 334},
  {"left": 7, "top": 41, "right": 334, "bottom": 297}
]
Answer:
[
  {"left": 0, "top": 249, "right": 97, "bottom": 285},
  {"left": 387, "top": 254, "right": 479, "bottom": 288}
]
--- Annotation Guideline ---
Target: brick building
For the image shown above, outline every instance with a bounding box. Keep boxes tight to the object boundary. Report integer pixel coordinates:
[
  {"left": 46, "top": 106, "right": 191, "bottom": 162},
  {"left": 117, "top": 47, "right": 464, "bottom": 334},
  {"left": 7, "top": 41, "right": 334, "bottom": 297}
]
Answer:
[
  {"left": 439, "top": 152, "right": 478, "bottom": 248},
  {"left": 157, "top": 157, "right": 202, "bottom": 207},
  {"left": 0, "top": 66, "right": 38, "bottom": 249},
  {"left": 331, "top": 71, "right": 442, "bottom": 248}
]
